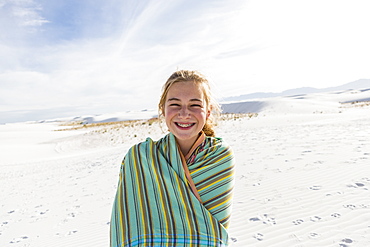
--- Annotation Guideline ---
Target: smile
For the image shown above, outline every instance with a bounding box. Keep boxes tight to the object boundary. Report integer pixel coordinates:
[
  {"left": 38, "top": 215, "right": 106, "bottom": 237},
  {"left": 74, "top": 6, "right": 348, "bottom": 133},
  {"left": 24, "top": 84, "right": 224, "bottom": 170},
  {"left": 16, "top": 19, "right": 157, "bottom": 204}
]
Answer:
[{"left": 176, "top": 123, "right": 195, "bottom": 128}]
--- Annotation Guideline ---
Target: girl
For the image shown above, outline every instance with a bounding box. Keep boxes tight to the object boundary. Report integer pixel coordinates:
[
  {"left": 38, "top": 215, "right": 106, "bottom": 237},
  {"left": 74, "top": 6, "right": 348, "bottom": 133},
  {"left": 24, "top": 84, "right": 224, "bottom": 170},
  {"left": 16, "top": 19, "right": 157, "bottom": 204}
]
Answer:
[{"left": 110, "top": 70, "right": 235, "bottom": 246}]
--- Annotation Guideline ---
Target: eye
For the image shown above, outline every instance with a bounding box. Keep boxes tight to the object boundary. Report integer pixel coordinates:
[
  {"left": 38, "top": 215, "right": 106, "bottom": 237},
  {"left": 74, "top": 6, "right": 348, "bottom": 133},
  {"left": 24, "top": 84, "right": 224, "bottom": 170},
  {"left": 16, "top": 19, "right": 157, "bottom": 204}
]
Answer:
[
  {"left": 169, "top": 103, "right": 180, "bottom": 107},
  {"left": 191, "top": 104, "right": 202, "bottom": 108}
]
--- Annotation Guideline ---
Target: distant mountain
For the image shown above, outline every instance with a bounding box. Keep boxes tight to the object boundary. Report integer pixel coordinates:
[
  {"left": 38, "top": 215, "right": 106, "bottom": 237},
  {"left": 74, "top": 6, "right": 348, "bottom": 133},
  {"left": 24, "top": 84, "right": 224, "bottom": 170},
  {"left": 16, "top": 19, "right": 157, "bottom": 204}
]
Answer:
[
  {"left": 222, "top": 79, "right": 370, "bottom": 102},
  {"left": 325, "top": 79, "right": 370, "bottom": 92}
]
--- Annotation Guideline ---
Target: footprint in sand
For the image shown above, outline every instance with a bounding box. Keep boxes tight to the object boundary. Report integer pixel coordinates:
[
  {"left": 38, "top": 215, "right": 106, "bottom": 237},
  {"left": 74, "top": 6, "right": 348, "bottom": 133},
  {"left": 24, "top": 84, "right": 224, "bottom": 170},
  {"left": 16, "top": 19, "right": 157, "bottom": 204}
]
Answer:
[
  {"left": 253, "top": 233, "right": 264, "bottom": 241},
  {"left": 343, "top": 204, "right": 356, "bottom": 210},
  {"left": 39, "top": 210, "right": 49, "bottom": 215},
  {"left": 1, "top": 221, "right": 9, "bottom": 226},
  {"left": 326, "top": 191, "right": 344, "bottom": 196},
  {"left": 9, "top": 236, "right": 28, "bottom": 244},
  {"left": 309, "top": 185, "right": 322, "bottom": 190},
  {"left": 354, "top": 182, "right": 365, "bottom": 187},
  {"left": 331, "top": 213, "right": 341, "bottom": 218},
  {"left": 249, "top": 214, "right": 276, "bottom": 225},
  {"left": 68, "top": 230, "right": 78, "bottom": 235},
  {"left": 31, "top": 208, "right": 49, "bottom": 218},
  {"left": 310, "top": 216, "right": 322, "bottom": 222},
  {"left": 339, "top": 238, "right": 354, "bottom": 247},
  {"left": 347, "top": 182, "right": 368, "bottom": 189},
  {"left": 230, "top": 237, "right": 238, "bottom": 242},
  {"left": 309, "top": 232, "right": 321, "bottom": 239},
  {"left": 292, "top": 219, "right": 304, "bottom": 225}
]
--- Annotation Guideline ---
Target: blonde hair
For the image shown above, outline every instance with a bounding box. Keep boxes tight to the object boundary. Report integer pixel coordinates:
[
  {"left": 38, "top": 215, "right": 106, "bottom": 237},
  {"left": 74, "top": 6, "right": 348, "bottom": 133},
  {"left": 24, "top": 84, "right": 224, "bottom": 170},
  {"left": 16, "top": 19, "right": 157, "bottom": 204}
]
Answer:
[{"left": 158, "top": 70, "right": 221, "bottom": 137}]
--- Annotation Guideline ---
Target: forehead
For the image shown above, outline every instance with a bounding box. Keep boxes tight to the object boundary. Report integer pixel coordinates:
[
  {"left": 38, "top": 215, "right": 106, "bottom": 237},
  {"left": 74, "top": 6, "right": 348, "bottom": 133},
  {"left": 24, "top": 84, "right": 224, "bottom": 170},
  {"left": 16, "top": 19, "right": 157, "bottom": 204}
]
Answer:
[{"left": 166, "top": 81, "right": 205, "bottom": 100}]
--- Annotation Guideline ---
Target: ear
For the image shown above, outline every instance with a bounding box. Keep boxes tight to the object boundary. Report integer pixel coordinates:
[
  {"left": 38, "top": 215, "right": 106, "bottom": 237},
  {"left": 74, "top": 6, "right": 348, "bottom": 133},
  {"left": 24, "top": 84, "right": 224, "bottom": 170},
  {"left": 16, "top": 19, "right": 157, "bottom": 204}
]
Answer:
[{"left": 206, "top": 106, "right": 212, "bottom": 119}]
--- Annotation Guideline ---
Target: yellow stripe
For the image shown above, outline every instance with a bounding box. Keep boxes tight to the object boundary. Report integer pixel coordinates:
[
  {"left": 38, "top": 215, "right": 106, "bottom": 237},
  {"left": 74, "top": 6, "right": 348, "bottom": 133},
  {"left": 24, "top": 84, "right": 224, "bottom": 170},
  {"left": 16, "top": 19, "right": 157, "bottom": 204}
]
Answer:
[
  {"left": 198, "top": 173, "right": 233, "bottom": 192},
  {"left": 116, "top": 185, "right": 124, "bottom": 238},
  {"left": 208, "top": 194, "right": 232, "bottom": 211},
  {"left": 132, "top": 148, "right": 147, "bottom": 237},
  {"left": 149, "top": 146, "right": 170, "bottom": 246},
  {"left": 173, "top": 174, "right": 193, "bottom": 245},
  {"left": 189, "top": 153, "right": 230, "bottom": 175}
]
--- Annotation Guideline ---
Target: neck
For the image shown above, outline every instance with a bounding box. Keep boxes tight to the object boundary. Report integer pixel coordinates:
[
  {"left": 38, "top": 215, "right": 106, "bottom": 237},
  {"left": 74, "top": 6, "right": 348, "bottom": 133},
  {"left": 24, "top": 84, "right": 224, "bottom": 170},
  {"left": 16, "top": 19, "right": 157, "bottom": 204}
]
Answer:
[
  {"left": 177, "top": 139, "right": 195, "bottom": 156},
  {"left": 176, "top": 132, "right": 205, "bottom": 158}
]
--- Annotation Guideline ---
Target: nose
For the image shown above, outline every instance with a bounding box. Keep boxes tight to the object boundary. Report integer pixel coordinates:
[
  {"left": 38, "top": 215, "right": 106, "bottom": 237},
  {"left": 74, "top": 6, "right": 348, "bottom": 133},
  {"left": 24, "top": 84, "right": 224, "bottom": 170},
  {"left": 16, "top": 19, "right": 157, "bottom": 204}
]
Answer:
[{"left": 178, "top": 107, "right": 190, "bottom": 118}]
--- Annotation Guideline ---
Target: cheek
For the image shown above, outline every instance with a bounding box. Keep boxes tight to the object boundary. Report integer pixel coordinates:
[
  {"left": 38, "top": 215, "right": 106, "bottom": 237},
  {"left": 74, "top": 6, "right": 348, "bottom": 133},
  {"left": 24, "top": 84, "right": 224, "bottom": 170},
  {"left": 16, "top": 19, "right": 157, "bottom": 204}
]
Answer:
[
  {"left": 164, "top": 107, "right": 175, "bottom": 119},
  {"left": 194, "top": 109, "right": 207, "bottom": 120}
]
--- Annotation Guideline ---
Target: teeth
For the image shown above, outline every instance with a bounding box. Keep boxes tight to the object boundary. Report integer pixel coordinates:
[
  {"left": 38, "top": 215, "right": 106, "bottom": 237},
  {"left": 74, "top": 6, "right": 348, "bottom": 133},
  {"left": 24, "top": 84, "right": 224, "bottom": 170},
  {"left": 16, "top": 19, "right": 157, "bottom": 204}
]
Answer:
[{"left": 177, "top": 123, "right": 193, "bottom": 127}]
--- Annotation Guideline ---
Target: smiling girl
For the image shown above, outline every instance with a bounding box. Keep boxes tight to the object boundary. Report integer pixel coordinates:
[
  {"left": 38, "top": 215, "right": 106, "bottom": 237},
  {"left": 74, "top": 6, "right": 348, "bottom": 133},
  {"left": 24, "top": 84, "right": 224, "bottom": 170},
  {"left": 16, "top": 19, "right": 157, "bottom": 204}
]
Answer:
[{"left": 110, "top": 70, "right": 235, "bottom": 246}]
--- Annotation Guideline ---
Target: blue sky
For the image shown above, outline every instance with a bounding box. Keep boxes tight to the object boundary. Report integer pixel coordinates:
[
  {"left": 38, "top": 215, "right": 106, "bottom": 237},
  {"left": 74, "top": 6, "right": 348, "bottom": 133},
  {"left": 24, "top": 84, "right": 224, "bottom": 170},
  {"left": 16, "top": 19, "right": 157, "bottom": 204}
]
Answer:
[{"left": 1, "top": 0, "right": 370, "bottom": 123}]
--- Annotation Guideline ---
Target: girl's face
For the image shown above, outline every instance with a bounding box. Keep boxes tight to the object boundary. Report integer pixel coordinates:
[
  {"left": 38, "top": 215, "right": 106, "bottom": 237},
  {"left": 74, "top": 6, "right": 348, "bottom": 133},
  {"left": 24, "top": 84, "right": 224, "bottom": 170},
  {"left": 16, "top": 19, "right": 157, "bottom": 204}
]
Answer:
[{"left": 164, "top": 81, "right": 209, "bottom": 153}]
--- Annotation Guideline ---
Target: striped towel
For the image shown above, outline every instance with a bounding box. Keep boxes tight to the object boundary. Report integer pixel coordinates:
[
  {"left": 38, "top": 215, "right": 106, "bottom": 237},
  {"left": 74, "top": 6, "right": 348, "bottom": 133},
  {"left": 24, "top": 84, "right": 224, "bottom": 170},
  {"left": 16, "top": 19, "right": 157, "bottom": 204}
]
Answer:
[{"left": 110, "top": 132, "right": 235, "bottom": 246}]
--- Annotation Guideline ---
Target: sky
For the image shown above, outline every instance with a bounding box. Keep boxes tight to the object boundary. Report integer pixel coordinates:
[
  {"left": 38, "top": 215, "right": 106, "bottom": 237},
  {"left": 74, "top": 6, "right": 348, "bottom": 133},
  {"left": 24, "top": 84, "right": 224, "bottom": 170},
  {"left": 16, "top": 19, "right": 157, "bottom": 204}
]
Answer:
[{"left": 1, "top": 0, "right": 370, "bottom": 123}]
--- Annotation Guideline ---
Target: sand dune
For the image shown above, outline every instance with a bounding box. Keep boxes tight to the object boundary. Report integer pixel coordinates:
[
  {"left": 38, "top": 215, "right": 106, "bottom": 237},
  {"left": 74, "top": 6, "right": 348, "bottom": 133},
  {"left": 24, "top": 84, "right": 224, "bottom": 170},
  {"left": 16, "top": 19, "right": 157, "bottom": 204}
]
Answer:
[
  {"left": 1, "top": 88, "right": 370, "bottom": 246},
  {"left": 222, "top": 88, "right": 370, "bottom": 115}
]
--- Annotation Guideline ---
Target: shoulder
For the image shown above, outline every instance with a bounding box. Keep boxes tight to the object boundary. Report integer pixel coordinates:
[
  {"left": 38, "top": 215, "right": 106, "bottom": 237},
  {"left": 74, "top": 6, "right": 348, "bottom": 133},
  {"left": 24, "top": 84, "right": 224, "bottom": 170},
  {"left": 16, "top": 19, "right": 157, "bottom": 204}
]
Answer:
[
  {"left": 121, "top": 137, "right": 155, "bottom": 165},
  {"left": 205, "top": 136, "right": 233, "bottom": 155},
  {"left": 126, "top": 134, "right": 170, "bottom": 154},
  {"left": 196, "top": 136, "right": 235, "bottom": 165}
]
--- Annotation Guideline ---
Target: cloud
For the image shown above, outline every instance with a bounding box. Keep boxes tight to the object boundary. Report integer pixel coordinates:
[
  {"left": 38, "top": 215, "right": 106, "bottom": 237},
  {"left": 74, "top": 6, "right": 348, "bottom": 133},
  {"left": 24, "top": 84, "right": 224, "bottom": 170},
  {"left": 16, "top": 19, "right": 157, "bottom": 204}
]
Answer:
[
  {"left": 1, "top": 0, "right": 370, "bottom": 123},
  {"left": 37, "top": 0, "right": 127, "bottom": 42},
  {"left": 0, "top": 0, "right": 48, "bottom": 43}
]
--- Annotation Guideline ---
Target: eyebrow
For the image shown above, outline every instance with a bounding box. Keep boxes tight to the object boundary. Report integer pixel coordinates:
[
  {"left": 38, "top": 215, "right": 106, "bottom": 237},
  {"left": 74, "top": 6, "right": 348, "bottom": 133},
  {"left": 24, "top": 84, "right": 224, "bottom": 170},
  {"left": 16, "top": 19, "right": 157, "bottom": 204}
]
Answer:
[{"left": 167, "top": 97, "right": 203, "bottom": 102}]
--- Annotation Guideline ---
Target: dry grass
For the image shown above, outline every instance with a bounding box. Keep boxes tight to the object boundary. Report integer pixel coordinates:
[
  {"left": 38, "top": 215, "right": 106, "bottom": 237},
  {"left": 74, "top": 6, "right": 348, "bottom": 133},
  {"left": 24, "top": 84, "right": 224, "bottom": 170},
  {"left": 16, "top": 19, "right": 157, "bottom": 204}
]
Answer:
[
  {"left": 219, "top": 113, "right": 258, "bottom": 121},
  {"left": 340, "top": 101, "right": 370, "bottom": 108},
  {"left": 56, "top": 118, "right": 160, "bottom": 131}
]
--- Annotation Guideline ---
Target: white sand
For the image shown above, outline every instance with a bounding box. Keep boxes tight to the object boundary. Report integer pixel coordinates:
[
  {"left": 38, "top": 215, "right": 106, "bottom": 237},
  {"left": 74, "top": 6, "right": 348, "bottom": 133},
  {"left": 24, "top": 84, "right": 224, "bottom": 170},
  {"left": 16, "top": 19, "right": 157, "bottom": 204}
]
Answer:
[{"left": 1, "top": 88, "right": 370, "bottom": 246}]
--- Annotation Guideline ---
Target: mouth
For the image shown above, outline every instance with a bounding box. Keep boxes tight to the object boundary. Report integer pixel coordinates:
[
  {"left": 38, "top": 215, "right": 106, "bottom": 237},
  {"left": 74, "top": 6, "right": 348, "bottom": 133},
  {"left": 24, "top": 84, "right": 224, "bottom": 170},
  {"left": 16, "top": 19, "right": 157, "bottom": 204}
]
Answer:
[{"left": 175, "top": 122, "right": 196, "bottom": 129}]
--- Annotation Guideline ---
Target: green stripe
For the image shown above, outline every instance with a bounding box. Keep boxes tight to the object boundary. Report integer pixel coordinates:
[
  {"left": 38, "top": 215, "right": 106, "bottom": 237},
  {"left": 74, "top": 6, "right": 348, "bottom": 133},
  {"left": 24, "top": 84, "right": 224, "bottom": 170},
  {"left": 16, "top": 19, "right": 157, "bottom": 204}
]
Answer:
[{"left": 110, "top": 133, "right": 235, "bottom": 247}]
